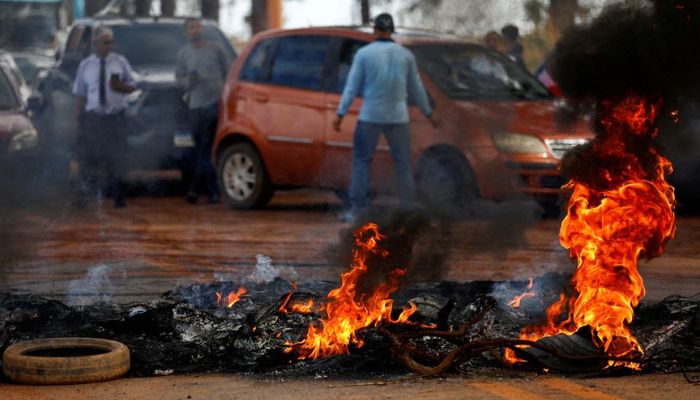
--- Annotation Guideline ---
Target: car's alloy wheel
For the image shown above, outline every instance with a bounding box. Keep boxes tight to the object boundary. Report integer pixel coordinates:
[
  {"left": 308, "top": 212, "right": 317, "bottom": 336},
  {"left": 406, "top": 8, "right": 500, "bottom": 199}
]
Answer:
[{"left": 218, "top": 143, "right": 273, "bottom": 209}]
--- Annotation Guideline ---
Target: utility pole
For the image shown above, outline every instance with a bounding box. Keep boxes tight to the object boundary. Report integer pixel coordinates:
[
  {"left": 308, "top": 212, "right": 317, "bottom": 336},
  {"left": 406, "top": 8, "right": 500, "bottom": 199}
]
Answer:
[
  {"left": 360, "top": 0, "right": 370, "bottom": 25},
  {"left": 161, "top": 0, "right": 175, "bottom": 17},
  {"left": 201, "top": 0, "right": 220, "bottom": 22},
  {"left": 251, "top": 0, "right": 268, "bottom": 34},
  {"left": 135, "top": 0, "right": 150, "bottom": 16},
  {"left": 251, "top": 0, "right": 282, "bottom": 34},
  {"left": 549, "top": 0, "right": 578, "bottom": 35}
]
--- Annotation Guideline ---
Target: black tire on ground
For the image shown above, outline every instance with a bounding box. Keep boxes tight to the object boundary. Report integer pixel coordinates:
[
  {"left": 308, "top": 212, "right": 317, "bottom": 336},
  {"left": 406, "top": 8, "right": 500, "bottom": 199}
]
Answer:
[
  {"left": 217, "top": 142, "right": 274, "bottom": 209},
  {"left": 415, "top": 149, "right": 479, "bottom": 218},
  {"left": 2, "top": 337, "right": 130, "bottom": 385}
]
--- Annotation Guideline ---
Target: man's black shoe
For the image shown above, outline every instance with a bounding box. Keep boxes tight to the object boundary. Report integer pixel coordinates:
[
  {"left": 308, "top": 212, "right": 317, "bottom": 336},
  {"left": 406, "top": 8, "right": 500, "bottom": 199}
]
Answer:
[{"left": 186, "top": 192, "right": 198, "bottom": 204}]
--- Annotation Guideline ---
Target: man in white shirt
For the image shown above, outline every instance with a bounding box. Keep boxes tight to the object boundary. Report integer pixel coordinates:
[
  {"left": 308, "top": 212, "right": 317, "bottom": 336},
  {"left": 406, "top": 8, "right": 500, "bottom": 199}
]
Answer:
[{"left": 72, "top": 25, "right": 136, "bottom": 208}]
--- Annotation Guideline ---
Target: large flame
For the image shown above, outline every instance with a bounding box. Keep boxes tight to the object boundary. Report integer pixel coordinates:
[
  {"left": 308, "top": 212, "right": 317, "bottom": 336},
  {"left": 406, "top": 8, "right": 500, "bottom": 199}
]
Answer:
[
  {"left": 507, "top": 95, "right": 676, "bottom": 367},
  {"left": 286, "top": 223, "right": 416, "bottom": 360}
]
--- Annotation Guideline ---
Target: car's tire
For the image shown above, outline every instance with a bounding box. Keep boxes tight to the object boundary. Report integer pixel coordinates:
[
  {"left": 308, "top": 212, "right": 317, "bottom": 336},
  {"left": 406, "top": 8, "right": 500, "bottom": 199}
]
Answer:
[
  {"left": 218, "top": 142, "right": 274, "bottom": 209},
  {"left": 415, "top": 149, "right": 479, "bottom": 218},
  {"left": 2, "top": 337, "right": 130, "bottom": 385}
]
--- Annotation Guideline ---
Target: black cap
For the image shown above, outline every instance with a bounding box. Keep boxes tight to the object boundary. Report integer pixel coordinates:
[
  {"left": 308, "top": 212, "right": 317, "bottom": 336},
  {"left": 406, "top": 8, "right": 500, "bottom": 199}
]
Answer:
[{"left": 372, "top": 13, "right": 395, "bottom": 33}]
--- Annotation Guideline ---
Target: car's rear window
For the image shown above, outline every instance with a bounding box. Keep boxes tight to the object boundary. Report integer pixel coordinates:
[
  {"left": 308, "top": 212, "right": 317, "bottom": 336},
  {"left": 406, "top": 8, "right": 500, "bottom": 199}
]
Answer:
[
  {"left": 409, "top": 43, "right": 551, "bottom": 101},
  {"left": 111, "top": 23, "right": 236, "bottom": 69},
  {"left": 0, "top": 69, "right": 19, "bottom": 110}
]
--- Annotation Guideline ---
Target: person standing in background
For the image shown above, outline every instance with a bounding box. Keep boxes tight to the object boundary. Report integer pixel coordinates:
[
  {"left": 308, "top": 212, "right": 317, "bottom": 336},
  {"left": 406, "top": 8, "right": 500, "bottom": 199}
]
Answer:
[
  {"left": 501, "top": 24, "right": 526, "bottom": 68},
  {"left": 484, "top": 30, "right": 506, "bottom": 53},
  {"left": 72, "top": 26, "right": 136, "bottom": 208},
  {"left": 176, "top": 17, "right": 229, "bottom": 204}
]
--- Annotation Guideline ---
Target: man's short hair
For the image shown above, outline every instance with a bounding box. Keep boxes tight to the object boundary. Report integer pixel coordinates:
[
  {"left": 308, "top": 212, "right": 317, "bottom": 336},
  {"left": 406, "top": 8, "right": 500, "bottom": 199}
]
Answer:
[
  {"left": 372, "top": 13, "right": 395, "bottom": 33},
  {"left": 93, "top": 25, "right": 114, "bottom": 43},
  {"left": 501, "top": 24, "right": 519, "bottom": 41},
  {"left": 184, "top": 17, "right": 202, "bottom": 29}
]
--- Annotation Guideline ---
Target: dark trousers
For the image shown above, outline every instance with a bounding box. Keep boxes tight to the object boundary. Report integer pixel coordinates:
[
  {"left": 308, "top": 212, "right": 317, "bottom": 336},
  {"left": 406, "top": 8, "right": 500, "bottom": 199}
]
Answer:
[
  {"left": 188, "top": 103, "right": 219, "bottom": 197},
  {"left": 75, "top": 112, "right": 128, "bottom": 204},
  {"left": 348, "top": 121, "right": 415, "bottom": 211}
]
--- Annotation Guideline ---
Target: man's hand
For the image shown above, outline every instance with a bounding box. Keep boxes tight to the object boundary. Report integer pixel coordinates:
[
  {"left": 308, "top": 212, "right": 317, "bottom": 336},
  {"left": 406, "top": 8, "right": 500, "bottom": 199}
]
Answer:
[
  {"left": 427, "top": 114, "right": 439, "bottom": 129},
  {"left": 333, "top": 115, "right": 343, "bottom": 132},
  {"left": 110, "top": 80, "right": 137, "bottom": 94}
]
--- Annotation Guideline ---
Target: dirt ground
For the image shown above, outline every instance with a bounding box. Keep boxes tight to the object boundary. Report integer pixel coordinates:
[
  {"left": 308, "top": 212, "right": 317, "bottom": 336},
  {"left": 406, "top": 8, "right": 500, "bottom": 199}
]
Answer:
[
  {"left": 0, "top": 186, "right": 699, "bottom": 398},
  {"left": 1, "top": 372, "right": 698, "bottom": 400}
]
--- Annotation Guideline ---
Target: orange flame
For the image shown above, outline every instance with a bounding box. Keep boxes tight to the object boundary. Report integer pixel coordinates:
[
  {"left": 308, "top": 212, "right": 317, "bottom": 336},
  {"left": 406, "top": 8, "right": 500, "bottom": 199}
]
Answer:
[
  {"left": 508, "top": 278, "right": 535, "bottom": 308},
  {"left": 286, "top": 223, "right": 416, "bottom": 360},
  {"left": 506, "top": 96, "right": 676, "bottom": 367},
  {"left": 215, "top": 287, "right": 247, "bottom": 308}
]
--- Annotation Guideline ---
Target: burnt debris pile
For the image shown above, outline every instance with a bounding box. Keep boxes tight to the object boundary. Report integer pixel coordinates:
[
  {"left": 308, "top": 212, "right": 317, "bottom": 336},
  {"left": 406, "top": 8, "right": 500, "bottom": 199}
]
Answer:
[{"left": 0, "top": 276, "right": 697, "bottom": 378}]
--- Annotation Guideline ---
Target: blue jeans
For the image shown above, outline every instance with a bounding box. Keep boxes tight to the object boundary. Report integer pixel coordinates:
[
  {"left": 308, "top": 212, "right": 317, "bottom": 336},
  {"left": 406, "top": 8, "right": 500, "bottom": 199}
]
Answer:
[{"left": 348, "top": 121, "right": 415, "bottom": 211}]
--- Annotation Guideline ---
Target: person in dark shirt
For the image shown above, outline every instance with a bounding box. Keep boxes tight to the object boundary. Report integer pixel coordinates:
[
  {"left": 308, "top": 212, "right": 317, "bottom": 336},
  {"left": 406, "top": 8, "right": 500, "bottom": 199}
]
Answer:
[{"left": 501, "top": 24, "right": 525, "bottom": 68}]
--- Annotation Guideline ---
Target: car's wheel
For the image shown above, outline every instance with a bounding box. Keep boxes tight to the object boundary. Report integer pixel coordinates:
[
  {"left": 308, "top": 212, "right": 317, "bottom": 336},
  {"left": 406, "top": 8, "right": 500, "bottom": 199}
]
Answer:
[
  {"left": 2, "top": 337, "right": 130, "bottom": 385},
  {"left": 218, "top": 143, "right": 273, "bottom": 209},
  {"left": 415, "top": 149, "right": 479, "bottom": 218}
]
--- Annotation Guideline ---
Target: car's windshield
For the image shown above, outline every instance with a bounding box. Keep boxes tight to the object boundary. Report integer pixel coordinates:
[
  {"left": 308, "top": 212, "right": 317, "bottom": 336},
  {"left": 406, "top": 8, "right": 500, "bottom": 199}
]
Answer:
[
  {"left": 0, "top": 14, "right": 56, "bottom": 50},
  {"left": 409, "top": 43, "right": 551, "bottom": 101},
  {"left": 111, "top": 24, "right": 236, "bottom": 69},
  {"left": 0, "top": 69, "right": 20, "bottom": 110}
]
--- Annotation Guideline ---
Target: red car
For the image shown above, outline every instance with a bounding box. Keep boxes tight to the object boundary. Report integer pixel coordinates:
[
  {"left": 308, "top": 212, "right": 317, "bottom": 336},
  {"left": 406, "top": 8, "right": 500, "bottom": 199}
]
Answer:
[
  {"left": 0, "top": 60, "right": 40, "bottom": 186},
  {"left": 214, "top": 27, "right": 591, "bottom": 212}
]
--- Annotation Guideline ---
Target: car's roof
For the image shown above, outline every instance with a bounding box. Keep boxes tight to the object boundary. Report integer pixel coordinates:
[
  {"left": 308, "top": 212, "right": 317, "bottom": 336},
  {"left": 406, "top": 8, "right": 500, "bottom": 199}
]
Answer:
[
  {"left": 254, "top": 25, "right": 473, "bottom": 45},
  {"left": 72, "top": 16, "right": 219, "bottom": 27}
]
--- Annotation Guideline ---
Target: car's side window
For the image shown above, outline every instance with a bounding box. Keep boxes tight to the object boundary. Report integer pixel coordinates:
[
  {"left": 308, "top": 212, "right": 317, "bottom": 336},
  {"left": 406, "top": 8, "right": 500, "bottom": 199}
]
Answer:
[
  {"left": 63, "top": 26, "right": 83, "bottom": 56},
  {"left": 240, "top": 39, "right": 275, "bottom": 83},
  {"left": 268, "top": 35, "right": 332, "bottom": 91},
  {"left": 335, "top": 39, "right": 366, "bottom": 93}
]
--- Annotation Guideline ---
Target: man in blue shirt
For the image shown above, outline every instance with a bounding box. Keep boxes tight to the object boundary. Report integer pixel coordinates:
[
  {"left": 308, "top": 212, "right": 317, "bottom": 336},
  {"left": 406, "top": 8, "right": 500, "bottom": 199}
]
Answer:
[
  {"left": 334, "top": 13, "right": 437, "bottom": 222},
  {"left": 72, "top": 26, "right": 136, "bottom": 208}
]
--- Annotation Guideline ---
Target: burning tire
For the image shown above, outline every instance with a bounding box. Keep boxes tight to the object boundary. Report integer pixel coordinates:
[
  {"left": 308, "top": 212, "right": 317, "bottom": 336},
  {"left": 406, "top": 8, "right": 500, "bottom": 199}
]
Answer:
[
  {"left": 416, "top": 148, "right": 478, "bottom": 217},
  {"left": 218, "top": 143, "right": 274, "bottom": 209},
  {"left": 2, "top": 337, "right": 130, "bottom": 385}
]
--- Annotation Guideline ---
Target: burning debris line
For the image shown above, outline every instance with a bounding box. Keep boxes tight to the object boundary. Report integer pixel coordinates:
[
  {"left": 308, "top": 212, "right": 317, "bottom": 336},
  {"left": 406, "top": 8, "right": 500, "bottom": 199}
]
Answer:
[
  {"left": 0, "top": 278, "right": 697, "bottom": 377},
  {"left": 0, "top": 223, "right": 698, "bottom": 378}
]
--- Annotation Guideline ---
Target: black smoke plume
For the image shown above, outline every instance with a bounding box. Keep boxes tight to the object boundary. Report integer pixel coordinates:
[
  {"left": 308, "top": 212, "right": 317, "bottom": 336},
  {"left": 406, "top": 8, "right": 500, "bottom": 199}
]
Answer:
[
  {"left": 551, "top": 0, "right": 700, "bottom": 111},
  {"left": 550, "top": 0, "right": 700, "bottom": 190}
]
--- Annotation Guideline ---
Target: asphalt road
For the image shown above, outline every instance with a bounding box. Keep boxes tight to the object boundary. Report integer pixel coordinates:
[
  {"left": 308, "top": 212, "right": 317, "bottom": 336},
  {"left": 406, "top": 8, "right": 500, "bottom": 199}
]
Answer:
[{"left": 0, "top": 184, "right": 698, "bottom": 304}]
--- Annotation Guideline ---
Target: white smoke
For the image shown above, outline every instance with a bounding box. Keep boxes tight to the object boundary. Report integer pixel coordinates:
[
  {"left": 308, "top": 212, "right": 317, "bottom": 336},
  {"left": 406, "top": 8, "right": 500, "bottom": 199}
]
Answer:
[
  {"left": 246, "top": 254, "right": 298, "bottom": 284},
  {"left": 65, "top": 264, "right": 122, "bottom": 306}
]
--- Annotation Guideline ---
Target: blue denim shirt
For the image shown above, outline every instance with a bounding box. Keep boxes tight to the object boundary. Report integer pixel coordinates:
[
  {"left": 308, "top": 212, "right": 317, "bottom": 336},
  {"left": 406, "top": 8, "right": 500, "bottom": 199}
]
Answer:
[{"left": 337, "top": 40, "right": 432, "bottom": 124}]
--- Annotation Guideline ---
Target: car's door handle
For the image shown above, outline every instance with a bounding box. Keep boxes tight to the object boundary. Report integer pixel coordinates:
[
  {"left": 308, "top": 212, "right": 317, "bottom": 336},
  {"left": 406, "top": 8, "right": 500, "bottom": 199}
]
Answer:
[{"left": 253, "top": 95, "right": 269, "bottom": 103}]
